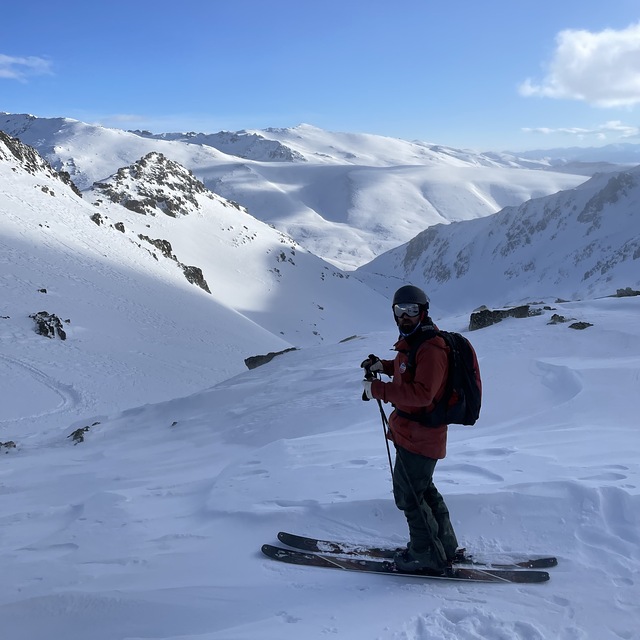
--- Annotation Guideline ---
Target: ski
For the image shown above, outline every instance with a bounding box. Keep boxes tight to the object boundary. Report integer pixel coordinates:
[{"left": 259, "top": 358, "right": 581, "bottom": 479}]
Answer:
[
  {"left": 277, "top": 531, "right": 558, "bottom": 569},
  {"left": 262, "top": 544, "right": 550, "bottom": 583}
]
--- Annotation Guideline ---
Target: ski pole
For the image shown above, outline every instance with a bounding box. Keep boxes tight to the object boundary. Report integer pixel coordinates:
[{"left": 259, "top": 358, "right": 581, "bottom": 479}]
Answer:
[
  {"left": 376, "top": 397, "right": 394, "bottom": 481},
  {"left": 364, "top": 366, "right": 394, "bottom": 480}
]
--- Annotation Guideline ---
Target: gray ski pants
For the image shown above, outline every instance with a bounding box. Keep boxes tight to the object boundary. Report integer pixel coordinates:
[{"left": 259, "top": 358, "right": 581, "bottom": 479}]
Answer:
[{"left": 392, "top": 445, "right": 459, "bottom": 569}]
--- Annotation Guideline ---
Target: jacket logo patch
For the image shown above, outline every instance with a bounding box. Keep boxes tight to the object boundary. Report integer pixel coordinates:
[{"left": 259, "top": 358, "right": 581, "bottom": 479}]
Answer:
[{"left": 399, "top": 362, "right": 407, "bottom": 374}]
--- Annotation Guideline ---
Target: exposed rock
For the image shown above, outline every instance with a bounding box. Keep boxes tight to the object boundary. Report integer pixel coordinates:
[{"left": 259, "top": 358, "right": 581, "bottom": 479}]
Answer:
[
  {"left": 92, "top": 151, "right": 209, "bottom": 217},
  {"left": 0, "top": 130, "right": 81, "bottom": 195},
  {"left": 136, "top": 235, "right": 209, "bottom": 292},
  {"left": 58, "top": 169, "right": 83, "bottom": 197},
  {"left": 90, "top": 212, "right": 103, "bottom": 226},
  {"left": 131, "top": 129, "right": 307, "bottom": 163},
  {"left": 67, "top": 421, "right": 100, "bottom": 445},
  {"left": 68, "top": 426, "right": 90, "bottom": 444},
  {"left": 1, "top": 441, "right": 16, "bottom": 453},
  {"left": 548, "top": 314, "right": 570, "bottom": 325},
  {"left": 245, "top": 347, "right": 298, "bottom": 369},
  {"left": 469, "top": 305, "right": 537, "bottom": 331},
  {"left": 114, "top": 222, "right": 126, "bottom": 233},
  {"left": 569, "top": 322, "right": 593, "bottom": 330},
  {"left": 578, "top": 172, "right": 635, "bottom": 230},
  {"left": 181, "top": 265, "right": 211, "bottom": 293},
  {"left": 138, "top": 235, "right": 175, "bottom": 260},
  {"left": 29, "top": 311, "right": 68, "bottom": 340},
  {"left": 614, "top": 287, "right": 640, "bottom": 297}
]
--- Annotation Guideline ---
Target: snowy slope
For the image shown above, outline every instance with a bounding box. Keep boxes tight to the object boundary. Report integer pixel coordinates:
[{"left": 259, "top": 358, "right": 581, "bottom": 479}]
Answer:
[
  {"left": 83, "top": 150, "right": 391, "bottom": 345},
  {"left": 0, "top": 132, "right": 281, "bottom": 432},
  {"left": 358, "top": 166, "right": 640, "bottom": 313},
  {"left": 0, "top": 132, "right": 389, "bottom": 438},
  {"left": 1, "top": 296, "right": 638, "bottom": 640},
  {"left": 1, "top": 113, "right": 587, "bottom": 269},
  {"left": 1, "top": 116, "right": 639, "bottom": 640}
]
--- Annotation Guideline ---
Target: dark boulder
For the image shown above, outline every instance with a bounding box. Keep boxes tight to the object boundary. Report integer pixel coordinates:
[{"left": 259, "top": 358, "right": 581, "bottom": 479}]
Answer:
[
  {"left": 29, "top": 311, "right": 68, "bottom": 340},
  {"left": 245, "top": 348, "right": 298, "bottom": 369}
]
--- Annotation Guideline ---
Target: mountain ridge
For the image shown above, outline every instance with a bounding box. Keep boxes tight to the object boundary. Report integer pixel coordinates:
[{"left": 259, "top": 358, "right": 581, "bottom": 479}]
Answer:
[
  {"left": 357, "top": 166, "right": 640, "bottom": 312},
  {"left": 1, "top": 112, "right": 588, "bottom": 269}
]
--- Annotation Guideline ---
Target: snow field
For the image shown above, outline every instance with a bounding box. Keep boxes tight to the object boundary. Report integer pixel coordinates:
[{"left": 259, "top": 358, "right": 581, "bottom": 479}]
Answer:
[{"left": 1, "top": 298, "right": 638, "bottom": 639}]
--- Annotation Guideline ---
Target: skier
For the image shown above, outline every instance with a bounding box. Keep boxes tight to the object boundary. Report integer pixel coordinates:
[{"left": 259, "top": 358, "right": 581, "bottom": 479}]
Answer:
[{"left": 361, "top": 285, "right": 460, "bottom": 574}]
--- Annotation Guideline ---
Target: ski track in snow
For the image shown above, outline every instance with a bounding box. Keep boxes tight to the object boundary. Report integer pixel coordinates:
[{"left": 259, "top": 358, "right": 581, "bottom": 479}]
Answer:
[{"left": 0, "top": 354, "right": 83, "bottom": 424}]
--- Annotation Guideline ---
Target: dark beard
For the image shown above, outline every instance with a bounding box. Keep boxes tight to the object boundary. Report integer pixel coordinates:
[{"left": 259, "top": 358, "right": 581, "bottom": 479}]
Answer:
[{"left": 398, "top": 318, "right": 418, "bottom": 334}]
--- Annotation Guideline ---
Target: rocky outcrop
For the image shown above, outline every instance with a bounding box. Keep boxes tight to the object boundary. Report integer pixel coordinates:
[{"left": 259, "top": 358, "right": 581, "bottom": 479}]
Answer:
[
  {"left": 614, "top": 287, "right": 640, "bottom": 297},
  {"left": 1, "top": 441, "right": 16, "bottom": 453},
  {"left": 136, "top": 235, "right": 210, "bottom": 292},
  {"left": 470, "top": 303, "right": 599, "bottom": 332},
  {"left": 92, "top": 152, "right": 210, "bottom": 217},
  {"left": 139, "top": 235, "right": 175, "bottom": 260},
  {"left": 29, "top": 311, "right": 68, "bottom": 340},
  {"left": 469, "top": 305, "right": 540, "bottom": 331},
  {"left": 181, "top": 265, "right": 210, "bottom": 293},
  {"left": 245, "top": 348, "right": 298, "bottom": 369},
  {"left": 0, "top": 130, "right": 81, "bottom": 196},
  {"left": 67, "top": 422, "right": 100, "bottom": 444},
  {"left": 568, "top": 322, "right": 593, "bottom": 330}
]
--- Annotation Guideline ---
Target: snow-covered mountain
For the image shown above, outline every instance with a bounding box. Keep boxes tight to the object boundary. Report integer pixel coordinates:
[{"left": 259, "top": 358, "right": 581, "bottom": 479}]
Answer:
[
  {"left": 2, "top": 117, "right": 639, "bottom": 640},
  {"left": 1, "top": 113, "right": 587, "bottom": 269},
  {"left": 0, "top": 131, "right": 391, "bottom": 432},
  {"left": 357, "top": 167, "right": 640, "bottom": 313},
  {"left": 83, "top": 149, "right": 391, "bottom": 344},
  {"left": 509, "top": 141, "right": 640, "bottom": 166}
]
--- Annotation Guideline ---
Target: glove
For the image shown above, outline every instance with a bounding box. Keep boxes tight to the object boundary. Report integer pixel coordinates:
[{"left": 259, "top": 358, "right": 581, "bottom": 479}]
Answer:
[
  {"left": 362, "top": 379, "right": 374, "bottom": 401},
  {"left": 360, "top": 354, "right": 383, "bottom": 377}
]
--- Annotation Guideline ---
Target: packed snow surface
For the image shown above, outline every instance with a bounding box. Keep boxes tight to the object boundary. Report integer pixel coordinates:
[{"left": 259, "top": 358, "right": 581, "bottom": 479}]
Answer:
[{"left": 1, "top": 297, "right": 639, "bottom": 640}]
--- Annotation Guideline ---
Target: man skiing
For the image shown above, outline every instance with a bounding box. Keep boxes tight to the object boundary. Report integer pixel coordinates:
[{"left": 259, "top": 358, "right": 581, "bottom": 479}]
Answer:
[{"left": 361, "top": 284, "right": 460, "bottom": 574}]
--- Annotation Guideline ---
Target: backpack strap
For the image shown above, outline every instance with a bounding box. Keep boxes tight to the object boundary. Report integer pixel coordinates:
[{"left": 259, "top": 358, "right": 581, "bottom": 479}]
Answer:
[
  {"left": 403, "top": 327, "right": 439, "bottom": 374},
  {"left": 395, "top": 329, "right": 453, "bottom": 427}
]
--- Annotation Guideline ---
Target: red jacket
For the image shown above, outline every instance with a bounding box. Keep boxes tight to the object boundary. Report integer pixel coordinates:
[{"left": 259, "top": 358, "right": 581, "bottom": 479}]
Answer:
[{"left": 370, "top": 330, "right": 449, "bottom": 459}]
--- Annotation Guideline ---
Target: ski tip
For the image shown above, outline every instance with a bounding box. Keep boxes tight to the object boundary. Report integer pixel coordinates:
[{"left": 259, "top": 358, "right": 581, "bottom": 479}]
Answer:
[
  {"left": 525, "top": 557, "right": 558, "bottom": 569},
  {"left": 522, "top": 570, "right": 551, "bottom": 583},
  {"left": 262, "top": 543, "right": 281, "bottom": 556}
]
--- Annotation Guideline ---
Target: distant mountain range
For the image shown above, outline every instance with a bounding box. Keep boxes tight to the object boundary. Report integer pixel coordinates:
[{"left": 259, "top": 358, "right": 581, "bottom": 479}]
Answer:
[
  {"left": 1, "top": 113, "right": 590, "bottom": 269},
  {"left": 505, "top": 142, "right": 640, "bottom": 166},
  {"left": 1, "top": 112, "right": 638, "bottom": 326}
]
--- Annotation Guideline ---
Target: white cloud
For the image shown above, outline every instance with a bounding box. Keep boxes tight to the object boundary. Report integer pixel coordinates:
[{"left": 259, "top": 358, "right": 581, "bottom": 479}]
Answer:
[
  {"left": 522, "top": 120, "right": 640, "bottom": 140},
  {"left": 519, "top": 22, "right": 640, "bottom": 107},
  {"left": 0, "top": 54, "right": 52, "bottom": 81}
]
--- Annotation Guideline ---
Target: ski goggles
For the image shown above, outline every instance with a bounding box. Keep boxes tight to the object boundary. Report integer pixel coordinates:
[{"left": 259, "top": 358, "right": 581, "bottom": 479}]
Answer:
[{"left": 393, "top": 303, "right": 421, "bottom": 318}]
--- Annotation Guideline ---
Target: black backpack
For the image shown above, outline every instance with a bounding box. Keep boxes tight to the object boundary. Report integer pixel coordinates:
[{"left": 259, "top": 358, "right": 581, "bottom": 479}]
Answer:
[{"left": 395, "top": 330, "right": 481, "bottom": 427}]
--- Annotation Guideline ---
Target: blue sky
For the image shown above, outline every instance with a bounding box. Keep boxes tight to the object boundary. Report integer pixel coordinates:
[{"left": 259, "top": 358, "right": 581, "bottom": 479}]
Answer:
[{"left": 2, "top": 0, "right": 639, "bottom": 151}]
